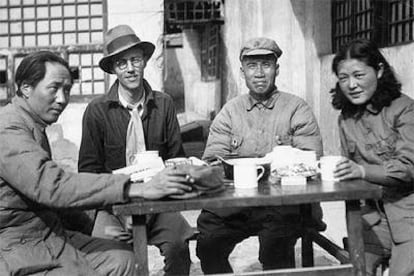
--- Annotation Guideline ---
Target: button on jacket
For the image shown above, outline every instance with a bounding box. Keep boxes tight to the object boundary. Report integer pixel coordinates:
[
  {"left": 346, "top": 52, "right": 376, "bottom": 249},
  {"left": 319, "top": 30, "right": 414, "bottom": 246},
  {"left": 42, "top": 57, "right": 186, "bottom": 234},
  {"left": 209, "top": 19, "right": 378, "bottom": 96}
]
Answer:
[
  {"left": 0, "top": 96, "right": 130, "bottom": 273},
  {"left": 78, "top": 79, "right": 184, "bottom": 173},
  {"left": 339, "top": 94, "right": 414, "bottom": 243}
]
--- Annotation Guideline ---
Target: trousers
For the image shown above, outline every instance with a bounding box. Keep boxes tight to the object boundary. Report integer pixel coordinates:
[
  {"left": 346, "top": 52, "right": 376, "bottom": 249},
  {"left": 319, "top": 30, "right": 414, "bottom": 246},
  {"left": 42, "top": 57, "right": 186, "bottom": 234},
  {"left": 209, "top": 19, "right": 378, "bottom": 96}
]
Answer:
[
  {"left": 93, "top": 210, "right": 193, "bottom": 276},
  {"left": 363, "top": 211, "right": 414, "bottom": 276},
  {"left": 196, "top": 207, "right": 301, "bottom": 274},
  {"left": 0, "top": 230, "right": 135, "bottom": 276}
]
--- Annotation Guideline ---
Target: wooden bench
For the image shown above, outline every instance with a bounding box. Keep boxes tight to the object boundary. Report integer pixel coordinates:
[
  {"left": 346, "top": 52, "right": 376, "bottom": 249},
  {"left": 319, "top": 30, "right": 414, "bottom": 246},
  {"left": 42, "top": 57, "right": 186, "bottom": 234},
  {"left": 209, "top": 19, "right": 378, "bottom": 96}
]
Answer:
[
  {"left": 188, "top": 215, "right": 350, "bottom": 269},
  {"left": 211, "top": 264, "right": 354, "bottom": 276}
]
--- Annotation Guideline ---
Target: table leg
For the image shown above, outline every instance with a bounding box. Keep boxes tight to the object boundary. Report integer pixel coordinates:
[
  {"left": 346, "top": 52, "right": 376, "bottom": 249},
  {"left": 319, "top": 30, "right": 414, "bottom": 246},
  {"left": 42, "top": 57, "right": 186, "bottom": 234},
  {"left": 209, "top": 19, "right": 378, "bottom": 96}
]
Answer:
[
  {"left": 300, "top": 204, "right": 314, "bottom": 267},
  {"left": 345, "top": 200, "right": 366, "bottom": 276},
  {"left": 132, "top": 215, "right": 149, "bottom": 276}
]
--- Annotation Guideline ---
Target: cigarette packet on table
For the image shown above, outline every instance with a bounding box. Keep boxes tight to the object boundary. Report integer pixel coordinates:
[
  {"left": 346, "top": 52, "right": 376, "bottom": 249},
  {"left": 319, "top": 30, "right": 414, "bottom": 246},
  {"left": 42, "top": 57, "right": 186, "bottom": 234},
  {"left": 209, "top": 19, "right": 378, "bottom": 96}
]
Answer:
[
  {"left": 281, "top": 176, "right": 307, "bottom": 186},
  {"left": 113, "top": 164, "right": 164, "bottom": 182}
]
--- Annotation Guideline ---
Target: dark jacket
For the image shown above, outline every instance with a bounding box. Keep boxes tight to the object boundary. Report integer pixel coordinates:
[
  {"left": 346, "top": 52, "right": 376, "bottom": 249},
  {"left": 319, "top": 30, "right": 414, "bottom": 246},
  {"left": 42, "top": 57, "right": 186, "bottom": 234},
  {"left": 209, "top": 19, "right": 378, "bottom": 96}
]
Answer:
[{"left": 78, "top": 79, "right": 184, "bottom": 173}]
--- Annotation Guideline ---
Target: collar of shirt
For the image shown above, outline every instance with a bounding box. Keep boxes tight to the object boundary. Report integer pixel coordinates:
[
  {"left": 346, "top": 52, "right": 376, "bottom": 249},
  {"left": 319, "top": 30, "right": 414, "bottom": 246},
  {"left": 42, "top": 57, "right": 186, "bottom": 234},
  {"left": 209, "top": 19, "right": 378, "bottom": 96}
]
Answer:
[
  {"left": 365, "top": 103, "right": 381, "bottom": 115},
  {"left": 118, "top": 88, "right": 145, "bottom": 116},
  {"left": 13, "top": 96, "right": 48, "bottom": 132},
  {"left": 245, "top": 88, "right": 279, "bottom": 111},
  {"left": 105, "top": 79, "right": 155, "bottom": 109}
]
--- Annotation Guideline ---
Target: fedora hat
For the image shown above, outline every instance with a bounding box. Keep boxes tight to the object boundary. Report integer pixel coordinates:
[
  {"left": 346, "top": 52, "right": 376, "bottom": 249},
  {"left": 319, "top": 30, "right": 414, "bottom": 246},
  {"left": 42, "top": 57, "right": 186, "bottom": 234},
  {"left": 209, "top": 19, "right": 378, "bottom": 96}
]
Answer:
[{"left": 99, "top": 25, "right": 155, "bottom": 74}]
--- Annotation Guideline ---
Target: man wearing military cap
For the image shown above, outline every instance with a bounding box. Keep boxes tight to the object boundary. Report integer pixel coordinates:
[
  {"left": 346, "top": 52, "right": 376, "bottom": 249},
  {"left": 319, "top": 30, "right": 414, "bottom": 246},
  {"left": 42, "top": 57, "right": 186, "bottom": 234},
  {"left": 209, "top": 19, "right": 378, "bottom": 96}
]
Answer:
[
  {"left": 78, "top": 25, "right": 192, "bottom": 275},
  {"left": 196, "top": 37, "right": 324, "bottom": 273}
]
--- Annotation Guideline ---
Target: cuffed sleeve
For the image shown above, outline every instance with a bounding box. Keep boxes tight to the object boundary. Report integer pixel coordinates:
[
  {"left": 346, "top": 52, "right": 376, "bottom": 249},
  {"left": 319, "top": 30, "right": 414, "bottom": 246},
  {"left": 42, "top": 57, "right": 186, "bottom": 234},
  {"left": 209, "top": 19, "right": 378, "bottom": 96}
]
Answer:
[
  {"left": 0, "top": 120, "right": 130, "bottom": 209},
  {"left": 290, "top": 101, "right": 323, "bottom": 158}
]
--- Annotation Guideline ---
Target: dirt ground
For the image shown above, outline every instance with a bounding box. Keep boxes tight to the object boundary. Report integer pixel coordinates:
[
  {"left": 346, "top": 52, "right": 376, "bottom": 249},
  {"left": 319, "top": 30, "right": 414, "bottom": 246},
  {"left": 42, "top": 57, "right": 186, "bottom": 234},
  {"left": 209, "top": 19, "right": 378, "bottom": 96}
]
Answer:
[{"left": 148, "top": 201, "right": 347, "bottom": 275}]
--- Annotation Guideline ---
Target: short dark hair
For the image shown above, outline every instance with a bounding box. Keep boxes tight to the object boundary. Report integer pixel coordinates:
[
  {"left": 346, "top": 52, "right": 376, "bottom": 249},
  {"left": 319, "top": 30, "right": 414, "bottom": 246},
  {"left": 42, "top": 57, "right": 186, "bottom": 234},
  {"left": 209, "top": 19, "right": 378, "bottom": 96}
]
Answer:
[
  {"left": 15, "top": 51, "right": 72, "bottom": 96},
  {"left": 330, "top": 39, "right": 401, "bottom": 117}
]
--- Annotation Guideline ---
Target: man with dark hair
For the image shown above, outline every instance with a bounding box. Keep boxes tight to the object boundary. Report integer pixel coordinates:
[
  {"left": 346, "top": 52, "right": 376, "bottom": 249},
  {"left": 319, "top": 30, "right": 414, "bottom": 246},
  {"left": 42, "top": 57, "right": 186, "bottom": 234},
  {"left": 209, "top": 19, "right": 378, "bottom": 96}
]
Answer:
[
  {"left": 196, "top": 37, "right": 325, "bottom": 274},
  {"left": 78, "top": 25, "right": 192, "bottom": 275},
  {"left": 0, "top": 51, "right": 192, "bottom": 275}
]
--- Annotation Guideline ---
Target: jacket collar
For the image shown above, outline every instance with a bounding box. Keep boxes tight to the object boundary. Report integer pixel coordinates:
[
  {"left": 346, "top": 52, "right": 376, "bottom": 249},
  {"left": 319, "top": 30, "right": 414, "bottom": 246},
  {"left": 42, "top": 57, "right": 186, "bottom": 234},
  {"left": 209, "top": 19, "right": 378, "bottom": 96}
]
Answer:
[
  {"left": 245, "top": 88, "right": 279, "bottom": 111},
  {"left": 365, "top": 103, "right": 381, "bottom": 115},
  {"left": 12, "top": 96, "right": 48, "bottom": 131}
]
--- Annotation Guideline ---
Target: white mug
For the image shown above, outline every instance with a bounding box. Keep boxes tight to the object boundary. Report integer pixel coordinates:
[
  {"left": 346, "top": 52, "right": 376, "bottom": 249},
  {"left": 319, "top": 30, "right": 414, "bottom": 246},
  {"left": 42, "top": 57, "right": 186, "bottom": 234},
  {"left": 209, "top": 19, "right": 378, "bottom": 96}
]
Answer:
[
  {"left": 233, "top": 160, "right": 265, "bottom": 189},
  {"left": 319, "top": 155, "right": 343, "bottom": 182}
]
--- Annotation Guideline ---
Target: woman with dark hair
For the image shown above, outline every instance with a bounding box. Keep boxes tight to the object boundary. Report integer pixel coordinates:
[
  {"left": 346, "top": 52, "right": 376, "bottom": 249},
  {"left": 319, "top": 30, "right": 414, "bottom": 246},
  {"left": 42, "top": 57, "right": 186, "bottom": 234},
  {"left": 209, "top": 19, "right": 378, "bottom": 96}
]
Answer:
[{"left": 331, "top": 38, "right": 414, "bottom": 275}]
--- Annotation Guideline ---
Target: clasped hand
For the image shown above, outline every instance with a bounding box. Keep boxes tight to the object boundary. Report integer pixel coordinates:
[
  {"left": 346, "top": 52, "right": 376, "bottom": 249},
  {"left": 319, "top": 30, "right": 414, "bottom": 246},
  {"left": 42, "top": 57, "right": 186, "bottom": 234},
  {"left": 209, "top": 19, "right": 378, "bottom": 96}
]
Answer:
[{"left": 333, "top": 158, "right": 365, "bottom": 181}]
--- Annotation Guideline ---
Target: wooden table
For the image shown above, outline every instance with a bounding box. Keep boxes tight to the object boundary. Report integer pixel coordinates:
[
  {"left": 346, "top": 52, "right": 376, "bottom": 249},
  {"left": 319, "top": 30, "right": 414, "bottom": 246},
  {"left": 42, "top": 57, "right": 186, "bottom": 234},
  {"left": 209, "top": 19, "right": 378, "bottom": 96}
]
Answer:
[{"left": 113, "top": 178, "right": 382, "bottom": 276}]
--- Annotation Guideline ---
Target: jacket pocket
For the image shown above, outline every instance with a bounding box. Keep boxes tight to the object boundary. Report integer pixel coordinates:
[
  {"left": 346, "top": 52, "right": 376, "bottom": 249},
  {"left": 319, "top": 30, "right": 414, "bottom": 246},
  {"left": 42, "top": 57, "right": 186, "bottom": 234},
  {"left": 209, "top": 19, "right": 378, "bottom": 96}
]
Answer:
[
  {"left": 370, "top": 133, "right": 398, "bottom": 161},
  {"left": 385, "top": 196, "right": 414, "bottom": 243}
]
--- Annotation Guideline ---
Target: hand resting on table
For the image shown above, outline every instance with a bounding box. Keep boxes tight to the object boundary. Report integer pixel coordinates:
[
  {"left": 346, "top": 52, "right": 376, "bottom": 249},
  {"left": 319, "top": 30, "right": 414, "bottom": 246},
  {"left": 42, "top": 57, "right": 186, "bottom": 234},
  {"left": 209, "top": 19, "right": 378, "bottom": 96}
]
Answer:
[{"left": 127, "top": 167, "right": 194, "bottom": 199}]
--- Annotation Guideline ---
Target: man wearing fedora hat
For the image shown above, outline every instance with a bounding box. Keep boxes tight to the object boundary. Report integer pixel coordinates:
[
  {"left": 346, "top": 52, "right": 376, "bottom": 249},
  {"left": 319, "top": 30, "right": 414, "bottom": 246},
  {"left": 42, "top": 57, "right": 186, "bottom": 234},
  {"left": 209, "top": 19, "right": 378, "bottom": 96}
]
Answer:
[
  {"left": 196, "top": 37, "right": 325, "bottom": 273},
  {"left": 78, "top": 25, "right": 192, "bottom": 275}
]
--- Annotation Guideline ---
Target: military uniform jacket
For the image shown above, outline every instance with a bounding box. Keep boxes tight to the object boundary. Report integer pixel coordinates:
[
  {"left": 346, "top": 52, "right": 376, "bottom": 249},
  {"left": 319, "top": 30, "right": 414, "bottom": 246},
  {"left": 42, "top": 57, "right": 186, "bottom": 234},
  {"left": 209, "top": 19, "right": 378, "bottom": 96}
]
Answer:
[{"left": 339, "top": 94, "right": 414, "bottom": 243}]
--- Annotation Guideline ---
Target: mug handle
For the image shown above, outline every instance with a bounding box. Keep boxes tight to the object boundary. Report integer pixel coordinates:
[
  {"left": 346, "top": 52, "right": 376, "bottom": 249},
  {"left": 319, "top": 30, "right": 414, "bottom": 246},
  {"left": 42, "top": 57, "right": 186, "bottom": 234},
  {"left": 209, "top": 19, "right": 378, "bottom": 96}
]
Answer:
[
  {"left": 316, "top": 160, "right": 321, "bottom": 173},
  {"left": 256, "top": 165, "right": 265, "bottom": 180}
]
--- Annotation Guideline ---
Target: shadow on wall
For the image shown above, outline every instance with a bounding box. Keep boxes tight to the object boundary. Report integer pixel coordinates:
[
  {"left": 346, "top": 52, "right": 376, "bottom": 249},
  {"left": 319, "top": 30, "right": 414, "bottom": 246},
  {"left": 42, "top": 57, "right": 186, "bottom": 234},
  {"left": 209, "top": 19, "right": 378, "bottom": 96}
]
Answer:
[
  {"left": 290, "top": 0, "right": 331, "bottom": 56},
  {"left": 164, "top": 28, "right": 202, "bottom": 114},
  {"left": 291, "top": 0, "right": 341, "bottom": 155},
  {"left": 221, "top": 36, "right": 238, "bottom": 103},
  {"left": 164, "top": 48, "right": 185, "bottom": 113},
  {"left": 47, "top": 124, "right": 79, "bottom": 173},
  {"left": 165, "top": 27, "right": 242, "bottom": 115}
]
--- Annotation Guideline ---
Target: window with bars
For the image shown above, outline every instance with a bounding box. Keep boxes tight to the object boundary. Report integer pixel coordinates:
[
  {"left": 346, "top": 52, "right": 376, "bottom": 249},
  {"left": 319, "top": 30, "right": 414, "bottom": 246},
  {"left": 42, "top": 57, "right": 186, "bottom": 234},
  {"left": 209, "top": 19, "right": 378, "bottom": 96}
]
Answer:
[
  {"left": 164, "top": 0, "right": 223, "bottom": 80},
  {"left": 332, "top": 0, "right": 414, "bottom": 52},
  {"left": 165, "top": 0, "right": 223, "bottom": 27},
  {"left": 0, "top": 0, "right": 107, "bottom": 102},
  {"left": 200, "top": 24, "right": 220, "bottom": 81}
]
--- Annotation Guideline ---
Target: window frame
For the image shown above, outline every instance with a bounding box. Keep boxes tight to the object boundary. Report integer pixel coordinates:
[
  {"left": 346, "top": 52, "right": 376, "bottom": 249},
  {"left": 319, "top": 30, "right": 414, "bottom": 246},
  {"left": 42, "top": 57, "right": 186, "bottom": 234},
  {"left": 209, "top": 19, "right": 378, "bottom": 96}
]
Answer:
[
  {"left": 332, "top": 0, "right": 414, "bottom": 52},
  {"left": 0, "top": 0, "right": 108, "bottom": 103}
]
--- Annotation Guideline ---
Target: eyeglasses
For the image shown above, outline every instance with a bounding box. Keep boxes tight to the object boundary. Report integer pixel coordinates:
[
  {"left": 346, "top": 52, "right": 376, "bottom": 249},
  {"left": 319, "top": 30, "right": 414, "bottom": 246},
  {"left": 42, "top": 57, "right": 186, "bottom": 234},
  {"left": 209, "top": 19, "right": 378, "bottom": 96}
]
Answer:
[{"left": 114, "top": 57, "right": 145, "bottom": 70}]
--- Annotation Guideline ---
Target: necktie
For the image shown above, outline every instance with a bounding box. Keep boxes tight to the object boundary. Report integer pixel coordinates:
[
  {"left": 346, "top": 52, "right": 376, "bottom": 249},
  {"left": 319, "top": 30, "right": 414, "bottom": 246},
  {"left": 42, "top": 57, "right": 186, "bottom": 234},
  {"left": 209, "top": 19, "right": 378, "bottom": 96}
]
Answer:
[{"left": 125, "top": 104, "right": 146, "bottom": 165}]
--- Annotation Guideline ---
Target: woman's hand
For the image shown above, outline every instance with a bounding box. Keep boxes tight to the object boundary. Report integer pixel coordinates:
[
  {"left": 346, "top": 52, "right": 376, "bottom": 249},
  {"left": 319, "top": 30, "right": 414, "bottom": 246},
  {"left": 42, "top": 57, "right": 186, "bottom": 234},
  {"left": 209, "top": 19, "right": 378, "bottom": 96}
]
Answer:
[{"left": 333, "top": 158, "right": 365, "bottom": 181}]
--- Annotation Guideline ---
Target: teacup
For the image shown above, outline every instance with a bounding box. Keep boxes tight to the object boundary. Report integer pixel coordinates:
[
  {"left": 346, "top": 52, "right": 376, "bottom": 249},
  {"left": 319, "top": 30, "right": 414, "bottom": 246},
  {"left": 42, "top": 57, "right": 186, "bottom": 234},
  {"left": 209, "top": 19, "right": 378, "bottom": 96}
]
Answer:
[
  {"left": 233, "top": 159, "right": 265, "bottom": 189},
  {"left": 221, "top": 156, "right": 271, "bottom": 180},
  {"left": 319, "top": 155, "right": 343, "bottom": 182}
]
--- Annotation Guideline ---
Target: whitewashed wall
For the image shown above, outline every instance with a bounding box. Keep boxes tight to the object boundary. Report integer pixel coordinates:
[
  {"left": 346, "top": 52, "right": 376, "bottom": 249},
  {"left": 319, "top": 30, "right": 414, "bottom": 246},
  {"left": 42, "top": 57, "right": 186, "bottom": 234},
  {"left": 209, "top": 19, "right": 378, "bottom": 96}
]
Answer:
[{"left": 53, "top": 0, "right": 414, "bottom": 165}]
